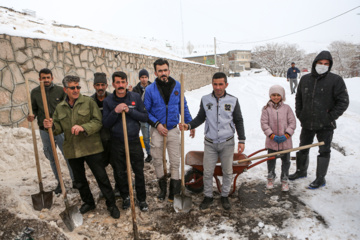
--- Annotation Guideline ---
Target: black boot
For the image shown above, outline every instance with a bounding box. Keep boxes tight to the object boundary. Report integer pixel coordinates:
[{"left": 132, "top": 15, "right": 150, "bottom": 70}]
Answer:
[
  {"left": 157, "top": 177, "right": 167, "bottom": 201},
  {"left": 289, "top": 151, "right": 309, "bottom": 180},
  {"left": 308, "top": 157, "right": 330, "bottom": 189},
  {"left": 168, "top": 179, "right": 181, "bottom": 202}
]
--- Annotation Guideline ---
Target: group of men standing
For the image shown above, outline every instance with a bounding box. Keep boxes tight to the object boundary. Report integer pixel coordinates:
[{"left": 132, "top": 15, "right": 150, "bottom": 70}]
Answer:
[{"left": 28, "top": 51, "right": 348, "bottom": 218}]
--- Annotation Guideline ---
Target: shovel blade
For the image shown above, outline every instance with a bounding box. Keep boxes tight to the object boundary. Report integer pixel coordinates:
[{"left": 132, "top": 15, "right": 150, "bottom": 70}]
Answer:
[
  {"left": 59, "top": 205, "right": 83, "bottom": 232},
  {"left": 31, "top": 191, "right": 53, "bottom": 211},
  {"left": 174, "top": 193, "right": 192, "bottom": 213}
]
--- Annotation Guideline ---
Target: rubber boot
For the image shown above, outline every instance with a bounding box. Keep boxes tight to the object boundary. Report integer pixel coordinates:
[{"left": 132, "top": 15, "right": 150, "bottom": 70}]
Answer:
[
  {"left": 308, "top": 157, "right": 330, "bottom": 189},
  {"left": 289, "top": 151, "right": 309, "bottom": 180},
  {"left": 157, "top": 177, "right": 167, "bottom": 201},
  {"left": 168, "top": 179, "right": 181, "bottom": 202}
]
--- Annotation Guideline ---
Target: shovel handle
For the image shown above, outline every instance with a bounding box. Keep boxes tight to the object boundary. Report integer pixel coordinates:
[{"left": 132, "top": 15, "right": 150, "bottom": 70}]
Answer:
[
  {"left": 25, "top": 78, "right": 44, "bottom": 192},
  {"left": 237, "top": 142, "right": 325, "bottom": 163},
  {"left": 40, "top": 82, "right": 67, "bottom": 198},
  {"left": 163, "top": 124, "right": 167, "bottom": 177},
  {"left": 122, "top": 111, "right": 139, "bottom": 240},
  {"left": 180, "top": 74, "right": 185, "bottom": 193}
]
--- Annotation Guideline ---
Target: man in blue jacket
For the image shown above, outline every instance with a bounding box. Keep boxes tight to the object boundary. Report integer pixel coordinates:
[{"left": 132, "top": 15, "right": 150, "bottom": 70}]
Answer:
[
  {"left": 144, "top": 58, "right": 195, "bottom": 202},
  {"left": 287, "top": 62, "right": 301, "bottom": 94},
  {"left": 102, "top": 71, "right": 149, "bottom": 212}
]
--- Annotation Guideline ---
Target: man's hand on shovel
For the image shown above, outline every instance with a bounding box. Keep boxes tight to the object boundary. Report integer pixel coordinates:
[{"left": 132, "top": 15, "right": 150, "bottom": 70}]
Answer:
[
  {"left": 43, "top": 118, "right": 53, "bottom": 128},
  {"left": 178, "top": 123, "right": 195, "bottom": 138}
]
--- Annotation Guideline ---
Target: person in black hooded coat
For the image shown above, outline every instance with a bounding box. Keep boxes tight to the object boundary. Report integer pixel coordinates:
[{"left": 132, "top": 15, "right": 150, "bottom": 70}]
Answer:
[{"left": 289, "top": 50, "right": 349, "bottom": 189}]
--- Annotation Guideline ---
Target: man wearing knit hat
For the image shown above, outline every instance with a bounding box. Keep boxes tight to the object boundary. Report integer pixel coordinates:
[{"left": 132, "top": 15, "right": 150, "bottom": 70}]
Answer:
[
  {"left": 91, "top": 72, "right": 120, "bottom": 198},
  {"left": 133, "top": 69, "right": 153, "bottom": 163}
]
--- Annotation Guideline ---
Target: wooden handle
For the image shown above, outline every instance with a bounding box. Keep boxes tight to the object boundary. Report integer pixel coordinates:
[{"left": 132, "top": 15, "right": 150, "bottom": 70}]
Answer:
[
  {"left": 122, "top": 111, "right": 139, "bottom": 239},
  {"left": 163, "top": 124, "right": 167, "bottom": 177},
  {"left": 40, "top": 82, "right": 66, "bottom": 198},
  {"left": 237, "top": 142, "right": 325, "bottom": 163},
  {"left": 25, "top": 78, "right": 43, "bottom": 191},
  {"left": 180, "top": 74, "right": 185, "bottom": 192}
]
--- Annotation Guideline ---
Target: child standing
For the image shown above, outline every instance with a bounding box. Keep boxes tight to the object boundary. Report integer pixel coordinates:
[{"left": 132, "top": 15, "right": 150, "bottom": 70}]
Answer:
[{"left": 261, "top": 85, "right": 296, "bottom": 191}]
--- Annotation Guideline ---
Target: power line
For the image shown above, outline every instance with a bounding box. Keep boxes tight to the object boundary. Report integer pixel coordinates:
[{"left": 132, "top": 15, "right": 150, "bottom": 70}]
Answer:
[{"left": 217, "top": 5, "right": 360, "bottom": 45}]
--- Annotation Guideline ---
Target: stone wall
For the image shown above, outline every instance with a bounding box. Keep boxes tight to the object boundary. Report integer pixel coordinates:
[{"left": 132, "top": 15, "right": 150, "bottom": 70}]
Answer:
[{"left": 0, "top": 34, "right": 217, "bottom": 127}]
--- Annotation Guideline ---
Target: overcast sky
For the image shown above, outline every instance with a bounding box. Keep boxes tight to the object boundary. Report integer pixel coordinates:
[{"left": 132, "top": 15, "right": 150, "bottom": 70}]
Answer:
[{"left": 0, "top": 0, "right": 359, "bottom": 53}]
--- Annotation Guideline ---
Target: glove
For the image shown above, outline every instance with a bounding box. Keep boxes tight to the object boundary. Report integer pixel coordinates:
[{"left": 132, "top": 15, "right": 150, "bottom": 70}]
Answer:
[
  {"left": 278, "top": 135, "right": 287, "bottom": 143},
  {"left": 273, "top": 135, "right": 281, "bottom": 143}
]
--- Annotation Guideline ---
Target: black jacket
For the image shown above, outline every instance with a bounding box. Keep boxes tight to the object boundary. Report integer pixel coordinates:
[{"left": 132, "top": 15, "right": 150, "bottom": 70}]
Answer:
[
  {"left": 102, "top": 90, "right": 148, "bottom": 142},
  {"left": 132, "top": 81, "right": 152, "bottom": 100},
  {"left": 296, "top": 51, "right": 349, "bottom": 130}
]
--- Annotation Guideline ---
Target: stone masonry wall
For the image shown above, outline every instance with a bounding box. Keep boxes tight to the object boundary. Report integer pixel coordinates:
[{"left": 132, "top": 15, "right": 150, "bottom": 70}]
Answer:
[{"left": 0, "top": 34, "right": 217, "bottom": 127}]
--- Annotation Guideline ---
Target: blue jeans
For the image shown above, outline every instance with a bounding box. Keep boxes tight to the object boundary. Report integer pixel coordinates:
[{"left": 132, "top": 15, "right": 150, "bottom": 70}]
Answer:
[
  {"left": 39, "top": 130, "right": 74, "bottom": 182},
  {"left": 140, "top": 122, "right": 151, "bottom": 155}
]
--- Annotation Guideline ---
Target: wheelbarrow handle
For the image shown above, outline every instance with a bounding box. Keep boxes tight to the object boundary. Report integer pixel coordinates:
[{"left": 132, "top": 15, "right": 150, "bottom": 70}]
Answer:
[{"left": 237, "top": 142, "right": 325, "bottom": 163}]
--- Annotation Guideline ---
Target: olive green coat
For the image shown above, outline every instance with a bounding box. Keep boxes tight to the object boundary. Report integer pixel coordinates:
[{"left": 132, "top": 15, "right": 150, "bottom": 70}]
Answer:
[{"left": 53, "top": 94, "right": 104, "bottom": 159}]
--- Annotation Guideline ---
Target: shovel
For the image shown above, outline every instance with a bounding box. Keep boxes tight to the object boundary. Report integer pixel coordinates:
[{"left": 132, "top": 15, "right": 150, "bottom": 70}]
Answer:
[
  {"left": 122, "top": 111, "right": 140, "bottom": 240},
  {"left": 40, "top": 82, "right": 83, "bottom": 232},
  {"left": 162, "top": 124, "right": 168, "bottom": 180},
  {"left": 174, "top": 73, "right": 192, "bottom": 213},
  {"left": 25, "top": 78, "right": 53, "bottom": 211}
]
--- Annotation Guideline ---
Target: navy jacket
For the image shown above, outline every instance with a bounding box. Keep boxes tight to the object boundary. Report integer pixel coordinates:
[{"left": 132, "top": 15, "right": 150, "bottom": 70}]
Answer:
[
  {"left": 287, "top": 67, "right": 300, "bottom": 79},
  {"left": 296, "top": 51, "right": 349, "bottom": 130},
  {"left": 144, "top": 77, "right": 192, "bottom": 130},
  {"left": 102, "top": 90, "right": 148, "bottom": 142}
]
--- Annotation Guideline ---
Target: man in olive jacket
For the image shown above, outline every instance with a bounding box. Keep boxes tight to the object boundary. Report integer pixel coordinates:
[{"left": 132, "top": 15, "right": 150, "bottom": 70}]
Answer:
[
  {"left": 289, "top": 51, "right": 349, "bottom": 189},
  {"left": 43, "top": 75, "right": 120, "bottom": 219}
]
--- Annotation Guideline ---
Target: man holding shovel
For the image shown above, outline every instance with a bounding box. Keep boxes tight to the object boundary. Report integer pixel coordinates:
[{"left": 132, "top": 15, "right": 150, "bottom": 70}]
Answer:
[
  {"left": 179, "top": 72, "right": 245, "bottom": 210},
  {"left": 27, "top": 68, "right": 75, "bottom": 194},
  {"left": 102, "top": 71, "right": 149, "bottom": 212},
  {"left": 144, "top": 58, "right": 195, "bottom": 202},
  {"left": 43, "top": 75, "right": 120, "bottom": 219}
]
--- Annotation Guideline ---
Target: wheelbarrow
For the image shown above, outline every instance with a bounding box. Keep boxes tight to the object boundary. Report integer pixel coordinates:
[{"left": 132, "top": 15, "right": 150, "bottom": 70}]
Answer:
[{"left": 184, "top": 142, "right": 324, "bottom": 195}]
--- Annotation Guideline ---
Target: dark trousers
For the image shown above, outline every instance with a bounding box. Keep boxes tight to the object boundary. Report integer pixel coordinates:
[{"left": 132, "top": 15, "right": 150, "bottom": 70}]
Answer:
[
  {"left": 69, "top": 152, "right": 116, "bottom": 207},
  {"left": 267, "top": 149, "right": 290, "bottom": 181},
  {"left": 110, "top": 138, "right": 146, "bottom": 202},
  {"left": 299, "top": 128, "right": 334, "bottom": 158}
]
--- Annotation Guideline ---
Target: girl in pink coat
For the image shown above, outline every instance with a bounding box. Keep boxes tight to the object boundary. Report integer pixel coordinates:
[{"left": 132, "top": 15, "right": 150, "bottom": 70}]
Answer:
[{"left": 261, "top": 85, "right": 296, "bottom": 191}]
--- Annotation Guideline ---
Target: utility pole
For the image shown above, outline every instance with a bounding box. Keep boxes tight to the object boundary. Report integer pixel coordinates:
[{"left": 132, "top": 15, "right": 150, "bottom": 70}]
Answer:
[{"left": 214, "top": 37, "right": 217, "bottom": 67}]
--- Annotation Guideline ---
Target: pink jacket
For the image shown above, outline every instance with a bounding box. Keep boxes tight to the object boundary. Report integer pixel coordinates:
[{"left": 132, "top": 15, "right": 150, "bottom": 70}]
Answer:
[{"left": 261, "top": 101, "right": 296, "bottom": 151}]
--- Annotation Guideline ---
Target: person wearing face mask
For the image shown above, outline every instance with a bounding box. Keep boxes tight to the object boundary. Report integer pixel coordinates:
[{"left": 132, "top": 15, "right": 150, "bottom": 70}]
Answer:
[{"left": 289, "top": 51, "right": 349, "bottom": 189}]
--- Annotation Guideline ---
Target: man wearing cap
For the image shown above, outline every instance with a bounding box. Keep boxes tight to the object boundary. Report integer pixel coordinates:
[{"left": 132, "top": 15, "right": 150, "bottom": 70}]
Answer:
[
  {"left": 91, "top": 72, "right": 120, "bottom": 198},
  {"left": 289, "top": 51, "right": 349, "bottom": 189},
  {"left": 287, "top": 62, "right": 301, "bottom": 94},
  {"left": 133, "top": 69, "right": 152, "bottom": 163}
]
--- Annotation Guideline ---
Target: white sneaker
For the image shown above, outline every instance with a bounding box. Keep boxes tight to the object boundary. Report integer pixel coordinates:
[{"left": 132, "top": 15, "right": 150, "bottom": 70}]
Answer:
[
  {"left": 281, "top": 181, "right": 289, "bottom": 192},
  {"left": 266, "top": 179, "right": 274, "bottom": 189}
]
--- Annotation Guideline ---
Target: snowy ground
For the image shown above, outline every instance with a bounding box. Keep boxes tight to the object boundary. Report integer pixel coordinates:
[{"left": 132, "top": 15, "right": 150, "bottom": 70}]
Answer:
[{"left": 0, "top": 70, "right": 359, "bottom": 239}]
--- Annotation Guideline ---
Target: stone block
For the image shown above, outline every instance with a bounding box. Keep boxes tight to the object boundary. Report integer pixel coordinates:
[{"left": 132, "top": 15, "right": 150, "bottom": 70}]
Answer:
[
  {"left": 74, "top": 55, "right": 81, "bottom": 68},
  {"left": 80, "top": 50, "right": 88, "bottom": 61},
  {"left": 63, "top": 42, "right": 71, "bottom": 52},
  {"left": 15, "top": 50, "right": 28, "bottom": 63},
  {"left": 39, "top": 39, "right": 53, "bottom": 52},
  {"left": 74, "top": 45, "right": 80, "bottom": 54},
  {"left": 33, "top": 58, "right": 48, "bottom": 72},
  {"left": 1, "top": 66, "right": 14, "bottom": 92},
  {"left": 12, "top": 83, "right": 27, "bottom": 105},
  {"left": 86, "top": 69, "right": 94, "bottom": 81},
  {"left": 81, "top": 62, "right": 89, "bottom": 68},
  {"left": 32, "top": 48, "right": 43, "bottom": 58},
  {"left": 43, "top": 53, "right": 51, "bottom": 61},
  {"left": 0, "top": 87, "right": 11, "bottom": 107},
  {"left": 52, "top": 47, "right": 58, "bottom": 62},
  {"left": 11, "top": 36, "right": 26, "bottom": 51},
  {"left": 52, "top": 67, "right": 64, "bottom": 85},
  {"left": 48, "top": 61, "right": 54, "bottom": 70},
  {"left": 77, "top": 68, "right": 86, "bottom": 79},
  {"left": 57, "top": 43, "right": 63, "bottom": 52},
  {"left": 89, "top": 50, "right": 94, "bottom": 62},
  {"left": 26, "top": 38, "right": 35, "bottom": 47},
  {"left": 9, "top": 63, "right": 25, "bottom": 84},
  {"left": 95, "top": 57, "right": 104, "bottom": 66},
  {"left": 25, "top": 48, "right": 33, "bottom": 58},
  {"left": 0, "top": 39, "right": 14, "bottom": 61},
  {"left": 11, "top": 106, "right": 25, "bottom": 122},
  {"left": 0, "top": 108, "right": 10, "bottom": 124},
  {"left": 65, "top": 52, "right": 73, "bottom": 65}
]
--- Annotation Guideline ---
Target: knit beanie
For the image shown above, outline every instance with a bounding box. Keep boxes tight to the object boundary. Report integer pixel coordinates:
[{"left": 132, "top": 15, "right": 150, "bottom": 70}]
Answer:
[
  {"left": 94, "top": 72, "right": 107, "bottom": 84},
  {"left": 139, "top": 69, "right": 149, "bottom": 79},
  {"left": 269, "top": 85, "right": 286, "bottom": 101}
]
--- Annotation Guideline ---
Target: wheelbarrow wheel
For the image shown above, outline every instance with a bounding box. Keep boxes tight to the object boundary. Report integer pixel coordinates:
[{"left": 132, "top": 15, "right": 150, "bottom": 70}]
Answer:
[{"left": 184, "top": 168, "right": 204, "bottom": 193}]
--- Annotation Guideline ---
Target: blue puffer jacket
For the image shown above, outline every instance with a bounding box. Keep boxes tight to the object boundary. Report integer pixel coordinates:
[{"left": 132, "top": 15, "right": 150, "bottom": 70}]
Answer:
[
  {"left": 144, "top": 77, "right": 192, "bottom": 130},
  {"left": 102, "top": 90, "right": 148, "bottom": 142}
]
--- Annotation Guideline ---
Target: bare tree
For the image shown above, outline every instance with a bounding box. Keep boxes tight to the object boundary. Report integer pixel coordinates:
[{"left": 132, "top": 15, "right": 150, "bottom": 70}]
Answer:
[
  {"left": 328, "top": 41, "right": 360, "bottom": 78},
  {"left": 252, "top": 43, "right": 304, "bottom": 77}
]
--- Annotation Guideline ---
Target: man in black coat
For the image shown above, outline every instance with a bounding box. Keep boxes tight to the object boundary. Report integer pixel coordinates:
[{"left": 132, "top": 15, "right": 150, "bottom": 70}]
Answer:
[{"left": 289, "top": 51, "right": 349, "bottom": 189}]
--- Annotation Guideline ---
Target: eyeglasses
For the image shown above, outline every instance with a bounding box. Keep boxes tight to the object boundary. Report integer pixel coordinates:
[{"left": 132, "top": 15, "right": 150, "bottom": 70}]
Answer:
[{"left": 67, "top": 86, "right": 81, "bottom": 90}]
